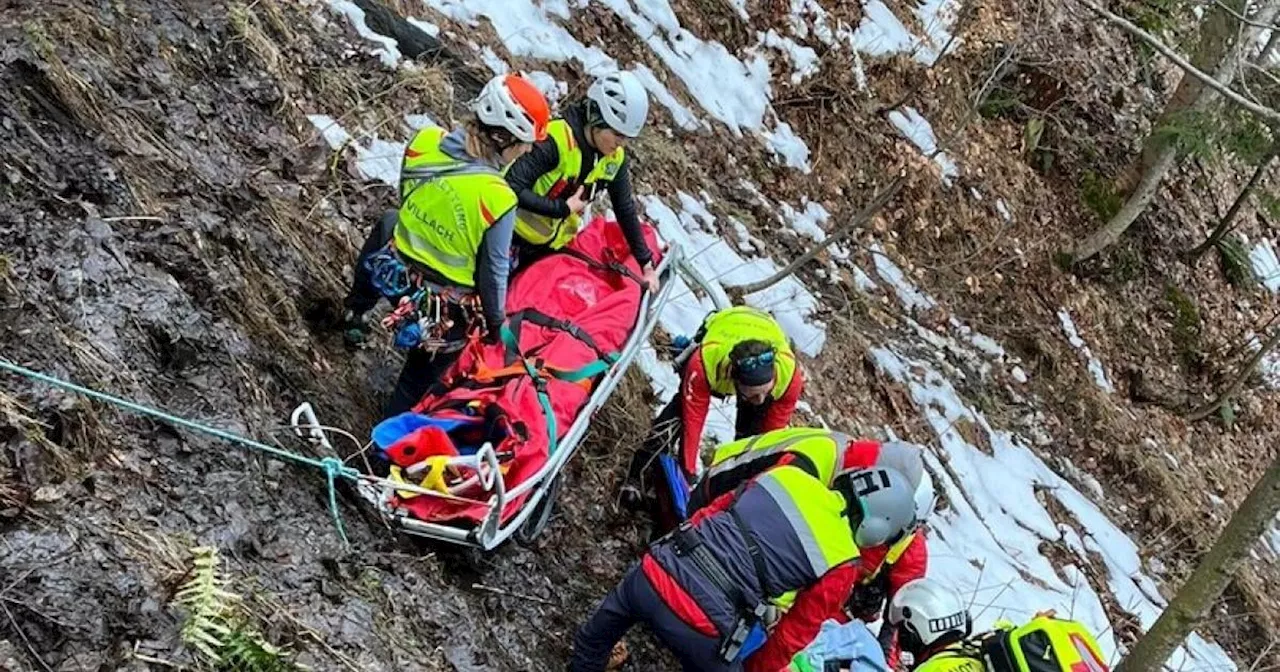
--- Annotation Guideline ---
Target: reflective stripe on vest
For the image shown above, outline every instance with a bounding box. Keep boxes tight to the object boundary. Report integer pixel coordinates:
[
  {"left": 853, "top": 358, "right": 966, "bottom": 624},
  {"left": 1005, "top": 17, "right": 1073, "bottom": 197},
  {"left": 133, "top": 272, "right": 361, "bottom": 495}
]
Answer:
[
  {"left": 755, "top": 466, "right": 858, "bottom": 578},
  {"left": 699, "top": 306, "right": 798, "bottom": 398},
  {"left": 515, "top": 118, "right": 625, "bottom": 249},
  {"left": 394, "top": 127, "right": 514, "bottom": 285},
  {"left": 706, "top": 428, "right": 849, "bottom": 486}
]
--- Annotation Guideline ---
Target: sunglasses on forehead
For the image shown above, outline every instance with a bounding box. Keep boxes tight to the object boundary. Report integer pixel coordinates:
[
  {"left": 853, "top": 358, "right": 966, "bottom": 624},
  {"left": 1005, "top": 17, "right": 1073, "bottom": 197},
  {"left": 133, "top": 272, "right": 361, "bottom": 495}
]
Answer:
[{"left": 734, "top": 350, "right": 775, "bottom": 372}]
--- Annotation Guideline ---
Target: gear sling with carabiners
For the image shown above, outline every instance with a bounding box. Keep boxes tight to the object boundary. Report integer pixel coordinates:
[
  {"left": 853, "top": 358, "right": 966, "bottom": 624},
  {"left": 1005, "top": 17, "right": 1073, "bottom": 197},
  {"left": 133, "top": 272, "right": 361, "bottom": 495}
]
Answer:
[{"left": 669, "top": 506, "right": 772, "bottom": 664}]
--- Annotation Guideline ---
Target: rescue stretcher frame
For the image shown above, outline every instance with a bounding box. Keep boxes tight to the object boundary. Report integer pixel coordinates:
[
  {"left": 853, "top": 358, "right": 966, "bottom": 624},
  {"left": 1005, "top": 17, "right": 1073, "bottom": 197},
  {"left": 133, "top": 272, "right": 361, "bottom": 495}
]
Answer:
[{"left": 291, "top": 240, "right": 731, "bottom": 551}]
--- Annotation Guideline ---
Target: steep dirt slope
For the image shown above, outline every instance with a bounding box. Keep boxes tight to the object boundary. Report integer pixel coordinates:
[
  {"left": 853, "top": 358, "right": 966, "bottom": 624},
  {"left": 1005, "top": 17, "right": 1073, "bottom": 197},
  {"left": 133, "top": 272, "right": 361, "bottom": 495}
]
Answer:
[{"left": 0, "top": 2, "right": 673, "bottom": 669}]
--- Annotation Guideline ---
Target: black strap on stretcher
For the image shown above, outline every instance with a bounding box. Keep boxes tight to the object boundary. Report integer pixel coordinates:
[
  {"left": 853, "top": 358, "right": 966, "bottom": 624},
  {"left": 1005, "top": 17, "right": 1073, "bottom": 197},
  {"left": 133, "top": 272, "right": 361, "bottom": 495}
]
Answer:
[
  {"left": 557, "top": 246, "right": 646, "bottom": 287},
  {"left": 504, "top": 308, "right": 619, "bottom": 367}
]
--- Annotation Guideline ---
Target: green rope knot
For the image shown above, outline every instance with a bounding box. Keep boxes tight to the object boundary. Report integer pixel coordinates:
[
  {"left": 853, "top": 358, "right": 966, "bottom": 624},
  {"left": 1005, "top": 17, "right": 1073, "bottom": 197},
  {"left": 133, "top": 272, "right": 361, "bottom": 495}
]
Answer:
[{"left": 320, "top": 457, "right": 359, "bottom": 546}]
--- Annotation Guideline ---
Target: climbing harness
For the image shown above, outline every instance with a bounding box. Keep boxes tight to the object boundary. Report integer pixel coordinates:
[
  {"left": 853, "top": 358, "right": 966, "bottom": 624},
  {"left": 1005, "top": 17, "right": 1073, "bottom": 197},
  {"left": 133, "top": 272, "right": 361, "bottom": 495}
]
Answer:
[
  {"left": 666, "top": 506, "right": 771, "bottom": 663},
  {"left": 365, "top": 246, "right": 484, "bottom": 352}
]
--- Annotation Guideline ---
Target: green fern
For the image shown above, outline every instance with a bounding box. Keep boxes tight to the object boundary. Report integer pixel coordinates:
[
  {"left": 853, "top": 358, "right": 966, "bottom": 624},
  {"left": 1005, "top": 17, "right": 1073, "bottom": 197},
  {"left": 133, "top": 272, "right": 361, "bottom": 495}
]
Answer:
[{"left": 175, "top": 547, "right": 298, "bottom": 671}]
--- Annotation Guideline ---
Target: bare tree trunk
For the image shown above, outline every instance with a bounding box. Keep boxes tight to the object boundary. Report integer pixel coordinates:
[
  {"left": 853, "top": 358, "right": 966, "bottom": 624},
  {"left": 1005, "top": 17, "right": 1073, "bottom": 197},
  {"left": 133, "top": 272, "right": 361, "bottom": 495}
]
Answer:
[
  {"left": 737, "top": 176, "right": 906, "bottom": 294},
  {"left": 1189, "top": 144, "right": 1278, "bottom": 259},
  {"left": 1115, "top": 455, "right": 1280, "bottom": 672},
  {"left": 1070, "top": 0, "right": 1273, "bottom": 263},
  {"left": 1188, "top": 324, "right": 1280, "bottom": 421}
]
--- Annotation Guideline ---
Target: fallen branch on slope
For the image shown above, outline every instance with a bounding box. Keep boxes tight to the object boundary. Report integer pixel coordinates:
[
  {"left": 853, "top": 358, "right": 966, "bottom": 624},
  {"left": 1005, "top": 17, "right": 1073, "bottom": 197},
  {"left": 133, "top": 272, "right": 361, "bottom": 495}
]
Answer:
[{"left": 736, "top": 174, "right": 907, "bottom": 295}]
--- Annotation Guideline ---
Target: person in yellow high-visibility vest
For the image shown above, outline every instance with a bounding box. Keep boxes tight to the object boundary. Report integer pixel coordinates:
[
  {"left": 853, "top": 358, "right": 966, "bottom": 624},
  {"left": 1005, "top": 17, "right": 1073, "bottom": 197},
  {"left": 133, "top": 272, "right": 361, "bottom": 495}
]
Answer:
[
  {"left": 336, "top": 74, "right": 551, "bottom": 419},
  {"left": 621, "top": 306, "right": 805, "bottom": 533},
  {"left": 687, "top": 428, "right": 933, "bottom": 668},
  {"left": 504, "top": 70, "right": 659, "bottom": 292}
]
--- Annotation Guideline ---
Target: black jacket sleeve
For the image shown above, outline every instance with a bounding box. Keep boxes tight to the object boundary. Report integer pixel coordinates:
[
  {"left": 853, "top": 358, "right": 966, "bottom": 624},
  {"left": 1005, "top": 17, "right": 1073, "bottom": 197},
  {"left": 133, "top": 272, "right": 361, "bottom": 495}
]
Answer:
[
  {"left": 505, "top": 138, "right": 570, "bottom": 219},
  {"left": 607, "top": 158, "right": 653, "bottom": 266}
]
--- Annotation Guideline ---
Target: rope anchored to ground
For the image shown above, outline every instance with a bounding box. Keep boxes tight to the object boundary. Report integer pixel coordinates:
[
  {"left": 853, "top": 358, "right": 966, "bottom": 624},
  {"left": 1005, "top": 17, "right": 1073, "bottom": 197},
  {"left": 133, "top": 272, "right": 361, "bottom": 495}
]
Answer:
[{"left": 0, "top": 357, "right": 435, "bottom": 546}]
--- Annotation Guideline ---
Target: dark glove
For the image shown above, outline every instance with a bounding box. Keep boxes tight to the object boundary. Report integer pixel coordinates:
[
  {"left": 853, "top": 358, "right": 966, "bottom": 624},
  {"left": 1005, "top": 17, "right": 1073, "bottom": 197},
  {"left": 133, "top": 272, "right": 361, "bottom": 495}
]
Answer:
[
  {"left": 845, "top": 579, "right": 889, "bottom": 622},
  {"left": 483, "top": 323, "right": 502, "bottom": 345}
]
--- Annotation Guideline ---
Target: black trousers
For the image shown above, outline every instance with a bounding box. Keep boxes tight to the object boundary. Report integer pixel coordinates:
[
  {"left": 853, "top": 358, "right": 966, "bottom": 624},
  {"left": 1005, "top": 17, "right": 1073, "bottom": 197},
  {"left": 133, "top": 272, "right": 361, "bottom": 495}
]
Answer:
[{"left": 570, "top": 563, "right": 737, "bottom": 672}]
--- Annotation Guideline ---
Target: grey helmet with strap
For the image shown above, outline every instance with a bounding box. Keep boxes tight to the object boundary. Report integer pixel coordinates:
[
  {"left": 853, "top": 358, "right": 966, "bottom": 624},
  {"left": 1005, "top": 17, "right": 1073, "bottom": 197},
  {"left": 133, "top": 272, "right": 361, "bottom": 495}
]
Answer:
[
  {"left": 586, "top": 70, "right": 649, "bottom": 138},
  {"left": 888, "top": 578, "right": 972, "bottom": 651},
  {"left": 834, "top": 465, "right": 918, "bottom": 548}
]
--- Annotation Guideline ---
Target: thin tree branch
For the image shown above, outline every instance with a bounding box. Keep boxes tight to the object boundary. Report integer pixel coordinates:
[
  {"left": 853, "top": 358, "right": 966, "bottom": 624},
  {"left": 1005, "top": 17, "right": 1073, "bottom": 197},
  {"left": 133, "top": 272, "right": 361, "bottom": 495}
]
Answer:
[
  {"left": 1074, "top": 0, "right": 1280, "bottom": 125},
  {"left": 1188, "top": 323, "right": 1280, "bottom": 421},
  {"left": 736, "top": 175, "right": 907, "bottom": 294},
  {"left": 1206, "top": 0, "right": 1280, "bottom": 31}
]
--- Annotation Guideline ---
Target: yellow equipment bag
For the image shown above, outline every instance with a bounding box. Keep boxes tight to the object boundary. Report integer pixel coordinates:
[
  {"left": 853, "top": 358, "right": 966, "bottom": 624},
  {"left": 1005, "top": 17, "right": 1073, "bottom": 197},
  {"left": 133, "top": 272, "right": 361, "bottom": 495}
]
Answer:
[{"left": 981, "top": 613, "right": 1110, "bottom": 672}]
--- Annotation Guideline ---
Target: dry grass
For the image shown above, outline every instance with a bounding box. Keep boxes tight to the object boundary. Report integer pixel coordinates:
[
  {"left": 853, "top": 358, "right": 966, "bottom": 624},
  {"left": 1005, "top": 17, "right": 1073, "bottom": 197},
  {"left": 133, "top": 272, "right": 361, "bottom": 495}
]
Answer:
[{"left": 229, "top": 2, "right": 284, "bottom": 78}]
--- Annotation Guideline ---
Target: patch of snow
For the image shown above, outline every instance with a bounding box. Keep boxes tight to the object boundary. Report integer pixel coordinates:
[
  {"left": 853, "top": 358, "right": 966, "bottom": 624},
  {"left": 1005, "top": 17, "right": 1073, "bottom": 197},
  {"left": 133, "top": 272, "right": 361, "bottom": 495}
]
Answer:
[
  {"left": 780, "top": 200, "right": 831, "bottom": 243},
  {"left": 479, "top": 45, "right": 509, "bottom": 73},
  {"left": 872, "top": 243, "right": 937, "bottom": 311},
  {"left": 850, "top": 1, "right": 920, "bottom": 59},
  {"left": 1250, "top": 238, "right": 1280, "bottom": 293},
  {"left": 524, "top": 70, "right": 568, "bottom": 104},
  {"left": 871, "top": 346, "right": 1236, "bottom": 671},
  {"left": 1011, "top": 366, "right": 1028, "bottom": 383},
  {"left": 887, "top": 106, "right": 958, "bottom": 185},
  {"left": 758, "top": 29, "right": 820, "bottom": 84},
  {"left": 630, "top": 64, "right": 703, "bottom": 131},
  {"left": 1057, "top": 309, "right": 1114, "bottom": 393},
  {"left": 996, "top": 199, "right": 1013, "bottom": 222},
  {"left": 308, "top": 114, "right": 352, "bottom": 149},
  {"left": 598, "top": 0, "right": 773, "bottom": 134},
  {"left": 853, "top": 267, "right": 879, "bottom": 292},
  {"left": 850, "top": 0, "right": 959, "bottom": 64},
  {"left": 404, "top": 114, "right": 437, "bottom": 130},
  {"left": 406, "top": 17, "right": 441, "bottom": 37},
  {"left": 763, "top": 122, "right": 813, "bottom": 173},
  {"left": 642, "top": 193, "right": 828, "bottom": 356},
  {"left": 327, "top": 0, "right": 403, "bottom": 67},
  {"left": 728, "top": 0, "right": 750, "bottom": 20},
  {"left": 306, "top": 115, "right": 404, "bottom": 187},
  {"left": 912, "top": 0, "right": 962, "bottom": 62}
]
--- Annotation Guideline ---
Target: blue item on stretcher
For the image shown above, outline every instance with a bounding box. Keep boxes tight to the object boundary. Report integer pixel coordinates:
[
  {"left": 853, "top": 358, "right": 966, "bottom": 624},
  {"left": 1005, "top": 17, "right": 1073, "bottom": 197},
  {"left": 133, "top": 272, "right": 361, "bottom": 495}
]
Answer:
[
  {"left": 372, "top": 412, "right": 474, "bottom": 457},
  {"left": 659, "top": 453, "right": 691, "bottom": 519},
  {"left": 671, "top": 334, "right": 692, "bottom": 353},
  {"left": 790, "top": 619, "right": 890, "bottom": 672}
]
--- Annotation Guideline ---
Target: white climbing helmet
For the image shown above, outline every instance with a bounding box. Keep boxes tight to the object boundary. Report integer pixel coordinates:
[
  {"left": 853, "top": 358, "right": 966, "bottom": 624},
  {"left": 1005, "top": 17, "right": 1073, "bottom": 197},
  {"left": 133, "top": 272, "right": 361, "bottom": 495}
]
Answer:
[
  {"left": 587, "top": 70, "right": 649, "bottom": 138},
  {"left": 473, "top": 74, "right": 550, "bottom": 144},
  {"left": 888, "top": 578, "right": 972, "bottom": 649}
]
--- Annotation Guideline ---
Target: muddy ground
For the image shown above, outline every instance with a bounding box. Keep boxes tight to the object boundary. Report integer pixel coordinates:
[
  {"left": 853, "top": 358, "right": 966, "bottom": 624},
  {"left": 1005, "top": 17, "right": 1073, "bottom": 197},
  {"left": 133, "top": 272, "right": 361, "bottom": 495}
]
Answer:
[{"left": 0, "top": 1, "right": 683, "bottom": 670}]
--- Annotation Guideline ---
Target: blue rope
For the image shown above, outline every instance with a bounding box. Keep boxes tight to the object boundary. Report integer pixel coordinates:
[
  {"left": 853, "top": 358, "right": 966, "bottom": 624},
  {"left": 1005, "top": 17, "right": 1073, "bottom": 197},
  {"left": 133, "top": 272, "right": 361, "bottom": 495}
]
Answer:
[{"left": 0, "top": 358, "right": 359, "bottom": 546}]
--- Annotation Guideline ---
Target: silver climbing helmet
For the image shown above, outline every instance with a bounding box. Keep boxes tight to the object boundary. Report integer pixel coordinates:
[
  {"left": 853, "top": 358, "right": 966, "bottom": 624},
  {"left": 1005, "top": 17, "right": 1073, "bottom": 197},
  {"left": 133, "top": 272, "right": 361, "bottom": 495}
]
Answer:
[
  {"left": 888, "top": 578, "right": 972, "bottom": 650},
  {"left": 586, "top": 70, "right": 649, "bottom": 138},
  {"left": 834, "top": 465, "right": 918, "bottom": 548}
]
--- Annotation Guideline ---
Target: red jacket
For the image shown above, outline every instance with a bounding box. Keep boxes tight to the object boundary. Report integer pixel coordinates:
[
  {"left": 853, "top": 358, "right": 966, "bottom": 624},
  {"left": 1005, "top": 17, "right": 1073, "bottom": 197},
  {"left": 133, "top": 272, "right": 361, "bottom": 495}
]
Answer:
[{"left": 678, "top": 353, "right": 805, "bottom": 475}]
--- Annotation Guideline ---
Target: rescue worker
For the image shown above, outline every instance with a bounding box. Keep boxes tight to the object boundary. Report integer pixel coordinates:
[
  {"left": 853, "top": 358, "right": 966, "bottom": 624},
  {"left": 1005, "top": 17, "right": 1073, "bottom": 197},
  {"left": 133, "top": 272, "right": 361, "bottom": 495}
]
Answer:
[
  {"left": 684, "top": 427, "right": 931, "bottom": 666},
  {"left": 504, "top": 70, "right": 659, "bottom": 292},
  {"left": 889, "top": 579, "right": 1111, "bottom": 672},
  {"left": 337, "top": 74, "right": 552, "bottom": 418},
  {"left": 622, "top": 306, "right": 805, "bottom": 521},
  {"left": 887, "top": 579, "right": 976, "bottom": 672},
  {"left": 569, "top": 464, "right": 919, "bottom": 672}
]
